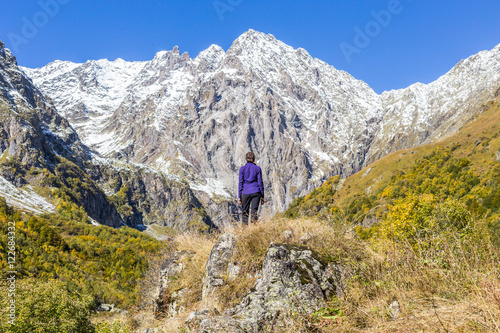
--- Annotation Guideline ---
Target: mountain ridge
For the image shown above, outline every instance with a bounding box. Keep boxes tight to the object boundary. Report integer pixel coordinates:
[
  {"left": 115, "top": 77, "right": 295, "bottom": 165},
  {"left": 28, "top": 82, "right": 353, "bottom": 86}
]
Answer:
[
  {"left": 0, "top": 40, "right": 221, "bottom": 230},
  {"left": 0, "top": 29, "right": 495, "bottom": 229},
  {"left": 22, "top": 30, "right": 500, "bottom": 217},
  {"left": 285, "top": 96, "right": 500, "bottom": 224},
  {"left": 0, "top": 40, "right": 123, "bottom": 226}
]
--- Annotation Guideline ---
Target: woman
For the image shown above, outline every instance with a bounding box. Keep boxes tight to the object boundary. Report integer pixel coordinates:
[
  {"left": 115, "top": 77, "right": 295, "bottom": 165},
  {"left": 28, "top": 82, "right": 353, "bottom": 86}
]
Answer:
[{"left": 238, "top": 152, "right": 265, "bottom": 224}]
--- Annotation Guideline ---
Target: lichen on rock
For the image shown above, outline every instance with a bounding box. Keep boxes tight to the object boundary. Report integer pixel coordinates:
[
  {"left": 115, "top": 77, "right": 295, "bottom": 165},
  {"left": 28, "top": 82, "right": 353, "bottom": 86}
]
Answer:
[
  {"left": 202, "top": 232, "right": 237, "bottom": 301},
  {"left": 153, "top": 250, "right": 196, "bottom": 318},
  {"left": 189, "top": 242, "right": 345, "bottom": 332}
]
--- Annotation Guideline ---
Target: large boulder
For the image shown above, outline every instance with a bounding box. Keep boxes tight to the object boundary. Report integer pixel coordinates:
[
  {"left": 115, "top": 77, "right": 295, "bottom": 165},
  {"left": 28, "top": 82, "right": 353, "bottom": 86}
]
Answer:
[
  {"left": 202, "top": 232, "right": 236, "bottom": 301},
  {"left": 188, "top": 242, "right": 345, "bottom": 332}
]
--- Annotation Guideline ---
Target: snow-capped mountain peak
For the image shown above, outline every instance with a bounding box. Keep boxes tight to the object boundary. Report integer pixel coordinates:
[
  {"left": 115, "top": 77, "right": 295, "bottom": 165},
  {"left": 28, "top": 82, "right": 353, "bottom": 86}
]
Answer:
[{"left": 20, "top": 31, "right": 500, "bottom": 213}]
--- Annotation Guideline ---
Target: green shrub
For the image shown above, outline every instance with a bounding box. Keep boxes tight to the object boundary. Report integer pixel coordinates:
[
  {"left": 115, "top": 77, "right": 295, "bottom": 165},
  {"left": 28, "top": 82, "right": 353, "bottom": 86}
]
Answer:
[
  {"left": 372, "top": 193, "right": 471, "bottom": 252},
  {"left": 0, "top": 199, "right": 162, "bottom": 308},
  {"left": 0, "top": 279, "right": 95, "bottom": 333},
  {"left": 95, "top": 321, "right": 132, "bottom": 333}
]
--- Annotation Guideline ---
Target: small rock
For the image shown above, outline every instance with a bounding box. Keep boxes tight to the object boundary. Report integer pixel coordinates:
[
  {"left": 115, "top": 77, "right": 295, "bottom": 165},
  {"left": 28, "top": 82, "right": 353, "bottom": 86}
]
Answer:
[
  {"left": 143, "top": 329, "right": 158, "bottom": 333},
  {"left": 362, "top": 216, "right": 378, "bottom": 228},
  {"left": 227, "top": 262, "right": 241, "bottom": 281},
  {"left": 324, "top": 263, "right": 347, "bottom": 298},
  {"left": 364, "top": 185, "right": 375, "bottom": 195},
  {"left": 185, "top": 309, "right": 210, "bottom": 327},
  {"left": 281, "top": 230, "right": 294, "bottom": 243},
  {"left": 110, "top": 307, "right": 128, "bottom": 314},
  {"left": 300, "top": 232, "right": 315, "bottom": 244},
  {"left": 154, "top": 250, "right": 196, "bottom": 318},
  {"left": 185, "top": 308, "right": 219, "bottom": 331},
  {"left": 389, "top": 300, "right": 400, "bottom": 319},
  {"left": 362, "top": 167, "right": 373, "bottom": 177},
  {"left": 167, "top": 288, "right": 188, "bottom": 317},
  {"left": 496, "top": 150, "right": 500, "bottom": 161},
  {"left": 334, "top": 178, "right": 346, "bottom": 190},
  {"left": 96, "top": 303, "right": 115, "bottom": 312}
]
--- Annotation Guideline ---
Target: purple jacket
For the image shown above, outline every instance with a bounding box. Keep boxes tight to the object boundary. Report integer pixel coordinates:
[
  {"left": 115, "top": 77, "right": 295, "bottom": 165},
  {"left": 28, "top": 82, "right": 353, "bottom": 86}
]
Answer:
[{"left": 238, "top": 162, "right": 264, "bottom": 198}]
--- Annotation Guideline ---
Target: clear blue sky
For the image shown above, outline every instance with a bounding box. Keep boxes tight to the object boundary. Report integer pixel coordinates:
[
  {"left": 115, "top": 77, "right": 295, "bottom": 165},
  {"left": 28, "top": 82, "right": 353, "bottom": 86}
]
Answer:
[{"left": 1, "top": 0, "right": 499, "bottom": 93}]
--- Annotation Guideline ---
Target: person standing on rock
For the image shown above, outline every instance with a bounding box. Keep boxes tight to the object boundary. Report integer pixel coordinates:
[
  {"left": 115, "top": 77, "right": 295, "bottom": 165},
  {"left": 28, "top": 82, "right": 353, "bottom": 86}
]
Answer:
[{"left": 238, "top": 152, "right": 265, "bottom": 224}]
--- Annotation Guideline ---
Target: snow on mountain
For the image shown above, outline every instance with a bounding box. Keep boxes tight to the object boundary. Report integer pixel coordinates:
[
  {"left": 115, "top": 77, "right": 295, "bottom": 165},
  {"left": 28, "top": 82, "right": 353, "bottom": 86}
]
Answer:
[
  {"left": 0, "top": 176, "right": 55, "bottom": 214},
  {"left": 22, "top": 58, "right": 145, "bottom": 147},
  {"left": 0, "top": 40, "right": 126, "bottom": 226},
  {"left": 21, "top": 30, "right": 500, "bottom": 213},
  {"left": 368, "top": 43, "right": 500, "bottom": 163}
]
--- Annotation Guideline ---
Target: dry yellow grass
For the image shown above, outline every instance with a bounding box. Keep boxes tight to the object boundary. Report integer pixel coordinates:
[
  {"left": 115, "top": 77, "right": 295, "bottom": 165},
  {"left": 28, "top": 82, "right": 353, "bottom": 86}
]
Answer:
[
  {"left": 213, "top": 215, "right": 367, "bottom": 311},
  {"left": 126, "top": 210, "right": 500, "bottom": 332},
  {"left": 327, "top": 223, "right": 500, "bottom": 333}
]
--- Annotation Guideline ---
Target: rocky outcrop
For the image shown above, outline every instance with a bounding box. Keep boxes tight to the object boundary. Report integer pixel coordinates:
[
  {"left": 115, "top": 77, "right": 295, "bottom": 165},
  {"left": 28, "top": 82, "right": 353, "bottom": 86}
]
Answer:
[
  {"left": 189, "top": 243, "right": 345, "bottom": 333},
  {"left": 202, "top": 233, "right": 237, "bottom": 300},
  {"left": 185, "top": 309, "right": 219, "bottom": 332},
  {"left": 0, "top": 42, "right": 89, "bottom": 168},
  {"left": 153, "top": 250, "right": 196, "bottom": 318}
]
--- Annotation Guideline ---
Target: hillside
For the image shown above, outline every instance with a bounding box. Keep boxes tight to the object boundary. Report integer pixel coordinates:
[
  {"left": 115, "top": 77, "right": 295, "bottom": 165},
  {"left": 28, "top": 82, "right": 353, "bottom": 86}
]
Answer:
[
  {"left": 286, "top": 95, "right": 500, "bottom": 229},
  {"left": 0, "top": 40, "right": 124, "bottom": 227},
  {"left": 0, "top": 196, "right": 161, "bottom": 315},
  {"left": 99, "top": 208, "right": 499, "bottom": 332},
  {"left": 3, "top": 179, "right": 499, "bottom": 332}
]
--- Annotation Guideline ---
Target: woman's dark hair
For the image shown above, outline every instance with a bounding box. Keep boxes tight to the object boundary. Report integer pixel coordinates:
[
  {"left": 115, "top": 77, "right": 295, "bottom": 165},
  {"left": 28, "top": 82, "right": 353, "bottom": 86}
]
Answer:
[{"left": 246, "top": 152, "right": 255, "bottom": 163}]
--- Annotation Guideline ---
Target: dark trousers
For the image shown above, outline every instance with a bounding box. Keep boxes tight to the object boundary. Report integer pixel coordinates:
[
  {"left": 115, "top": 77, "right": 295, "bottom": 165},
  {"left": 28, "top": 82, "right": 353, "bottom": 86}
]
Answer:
[{"left": 241, "top": 192, "right": 261, "bottom": 225}]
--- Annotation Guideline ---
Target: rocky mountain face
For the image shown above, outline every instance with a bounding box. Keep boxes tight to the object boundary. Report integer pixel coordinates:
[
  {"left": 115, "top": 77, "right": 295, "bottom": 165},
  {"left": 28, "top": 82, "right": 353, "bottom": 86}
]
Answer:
[
  {"left": 369, "top": 49, "right": 500, "bottom": 164},
  {"left": 23, "top": 30, "right": 500, "bottom": 218},
  {"left": 0, "top": 40, "right": 218, "bottom": 230},
  {"left": 88, "top": 161, "right": 217, "bottom": 229},
  {"left": 0, "top": 42, "right": 87, "bottom": 171}
]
